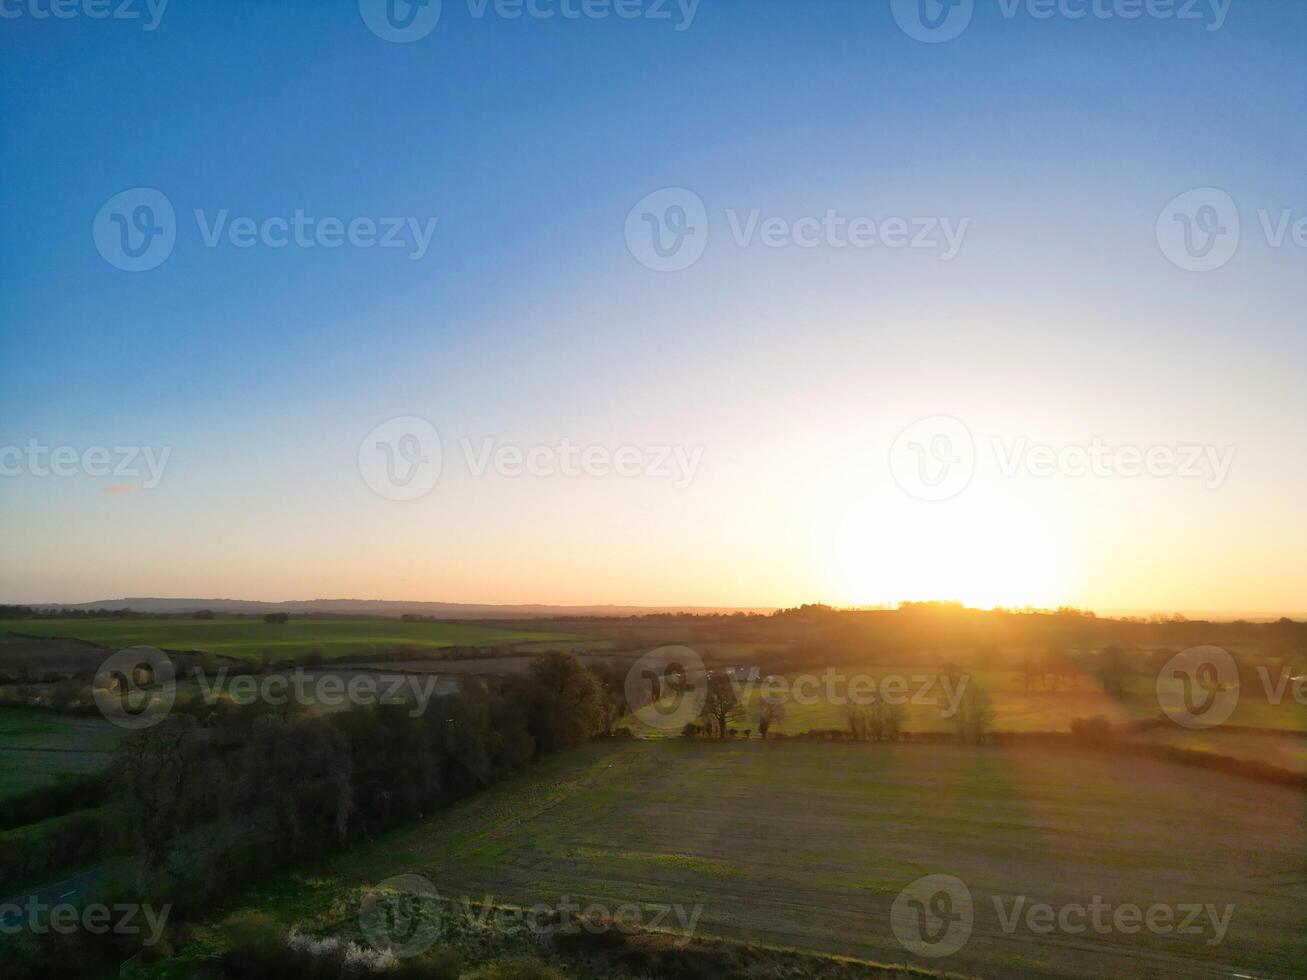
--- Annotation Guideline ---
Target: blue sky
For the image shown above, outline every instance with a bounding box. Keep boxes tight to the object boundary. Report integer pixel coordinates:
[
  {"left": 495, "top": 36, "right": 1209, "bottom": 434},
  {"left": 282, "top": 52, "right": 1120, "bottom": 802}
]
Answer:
[{"left": 2, "top": 0, "right": 1304, "bottom": 611}]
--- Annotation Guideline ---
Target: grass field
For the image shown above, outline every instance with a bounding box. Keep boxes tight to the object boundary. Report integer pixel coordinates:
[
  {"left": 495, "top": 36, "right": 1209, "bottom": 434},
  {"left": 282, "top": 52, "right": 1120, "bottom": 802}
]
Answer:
[
  {"left": 181, "top": 739, "right": 1307, "bottom": 979},
  {"left": 0, "top": 708, "right": 120, "bottom": 798},
  {"left": 716, "top": 664, "right": 1307, "bottom": 734},
  {"left": 619, "top": 664, "right": 1307, "bottom": 777},
  {"left": 3, "top": 619, "right": 586, "bottom": 665}
]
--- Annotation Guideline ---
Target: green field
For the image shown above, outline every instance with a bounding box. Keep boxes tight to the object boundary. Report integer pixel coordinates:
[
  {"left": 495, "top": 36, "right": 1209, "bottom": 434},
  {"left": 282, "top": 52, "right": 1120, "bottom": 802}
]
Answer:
[
  {"left": 4, "top": 618, "right": 586, "bottom": 665},
  {"left": 719, "top": 666, "right": 1307, "bottom": 736},
  {"left": 0, "top": 708, "right": 120, "bottom": 798},
  {"left": 188, "top": 739, "right": 1305, "bottom": 979}
]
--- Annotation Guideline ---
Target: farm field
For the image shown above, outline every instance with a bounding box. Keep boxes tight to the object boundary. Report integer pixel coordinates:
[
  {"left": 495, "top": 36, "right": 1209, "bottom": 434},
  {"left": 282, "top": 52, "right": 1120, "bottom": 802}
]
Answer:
[
  {"left": 238, "top": 739, "right": 1307, "bottom": 979},
  {"left": 0, "top": 708, "right": 120, "bottom": 798},
  {"left": 0, "top": 632, "right": 105, "bottom": 679},
  {"left": 2, "top": 619, "right": 586, "bottom": 665},
  {"left": 622, "top": 663, "right": 1306, "bottom": 740},
  {"left": 1136, "top": 726, "right": 1307, "bottom": 775}
]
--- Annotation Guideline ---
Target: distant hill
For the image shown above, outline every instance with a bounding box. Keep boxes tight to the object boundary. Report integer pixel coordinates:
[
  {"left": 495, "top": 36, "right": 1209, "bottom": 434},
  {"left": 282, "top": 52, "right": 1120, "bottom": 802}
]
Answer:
[{"left": 24, "top": 597, "right": 776, "bottom": 619}]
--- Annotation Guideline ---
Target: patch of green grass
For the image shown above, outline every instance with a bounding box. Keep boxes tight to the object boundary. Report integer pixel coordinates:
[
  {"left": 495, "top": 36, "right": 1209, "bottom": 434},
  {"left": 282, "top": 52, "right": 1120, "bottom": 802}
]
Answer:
[
  {"left": 311, "top": 739, "right": 1305, "bottom": 980},
  {"left": 0, "top": 708, "right": 120, "bottom": 799},
  {"left": 5, "top": 618, "right": 587, "bottom": 665}
]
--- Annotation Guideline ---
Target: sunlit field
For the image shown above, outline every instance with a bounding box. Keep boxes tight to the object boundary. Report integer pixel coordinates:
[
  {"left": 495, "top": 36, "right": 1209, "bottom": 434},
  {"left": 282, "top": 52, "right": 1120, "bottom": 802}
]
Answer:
[
  {"left": 4, "top": 618, "right": 585, "bottom": 664},
  {"left": 149, "top": 739, "right": 1306, "bottom": 980}
]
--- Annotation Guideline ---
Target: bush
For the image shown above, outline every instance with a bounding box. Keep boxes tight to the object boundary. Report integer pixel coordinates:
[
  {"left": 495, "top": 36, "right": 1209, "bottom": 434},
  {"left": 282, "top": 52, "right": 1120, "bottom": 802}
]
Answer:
[
  {"left": 0, "top": 771, "right": 109, "bottom": 830},
  {"left": 389, "top": 949, "right": 464, "bottom": 980},
  {"left": 468, "top": 957, "right": 563, "bottom": 980},
  {"left": 0, "top": 808, "right": 106, "bottom": 890},
  {"left": 222, "top": 911, "right": 293, "bottom": 976}
]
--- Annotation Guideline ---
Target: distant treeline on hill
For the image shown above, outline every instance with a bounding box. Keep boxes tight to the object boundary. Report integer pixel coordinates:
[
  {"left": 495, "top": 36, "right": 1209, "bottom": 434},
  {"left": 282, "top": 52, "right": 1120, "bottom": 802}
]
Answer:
[
  {"left": 2, "top": 606, "right": 332, "bottom": 622},
  {"left": 0, "top": 605, "right": 149, "bottom": 620}
]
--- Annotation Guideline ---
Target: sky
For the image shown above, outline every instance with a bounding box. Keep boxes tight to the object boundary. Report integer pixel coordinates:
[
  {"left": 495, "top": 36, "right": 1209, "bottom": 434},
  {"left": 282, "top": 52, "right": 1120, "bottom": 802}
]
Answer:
[{"left": 1, "top": 0, "right": 1304, "bottom": 614}]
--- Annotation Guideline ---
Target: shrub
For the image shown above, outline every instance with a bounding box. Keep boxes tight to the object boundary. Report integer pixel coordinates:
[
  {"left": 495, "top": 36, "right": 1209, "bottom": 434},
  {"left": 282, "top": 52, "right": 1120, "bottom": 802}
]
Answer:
[
  {"left": 468, "top": 957, "right": 564, "bottom": 980},
  {"left": 389, "top": 949, "right": 464, "bottom": 980},
  {"left": 222, "top": 911, "right": 293, "bottom": 976}
]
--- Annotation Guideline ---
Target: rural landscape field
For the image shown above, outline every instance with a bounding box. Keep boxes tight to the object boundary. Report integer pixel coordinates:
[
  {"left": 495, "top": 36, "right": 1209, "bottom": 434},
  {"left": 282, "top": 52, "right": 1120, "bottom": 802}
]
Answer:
[
  {"left": 3, "top": 619, "right": 587, "bottom": 664},
  {"left": 1, "top": 606, "right": 1305, "bottom": 977},
  {"left": 4, "top": 2, "right": 1306, "bottom": 978}
]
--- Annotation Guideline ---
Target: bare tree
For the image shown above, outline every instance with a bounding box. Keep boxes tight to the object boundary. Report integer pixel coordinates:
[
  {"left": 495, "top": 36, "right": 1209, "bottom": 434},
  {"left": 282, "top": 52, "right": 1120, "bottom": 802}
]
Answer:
[
  {"left": 701, "top": 675, "right": 744, "bottom": 739},
  {"left": 117, "top": 716, "right": 199, "bottom": 888},
  {"left": 757, "top": 697, "right": 786, "bottom": 739},
  {"left": 952, "top": 684, "right": 995, "bottom": 744}
]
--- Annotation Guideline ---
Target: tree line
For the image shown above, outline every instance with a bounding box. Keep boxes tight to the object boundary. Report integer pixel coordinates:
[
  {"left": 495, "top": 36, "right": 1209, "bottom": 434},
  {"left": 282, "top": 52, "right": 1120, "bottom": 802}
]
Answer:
[{"left": 8, "top": 652, "right": 615, "bottom": 979}]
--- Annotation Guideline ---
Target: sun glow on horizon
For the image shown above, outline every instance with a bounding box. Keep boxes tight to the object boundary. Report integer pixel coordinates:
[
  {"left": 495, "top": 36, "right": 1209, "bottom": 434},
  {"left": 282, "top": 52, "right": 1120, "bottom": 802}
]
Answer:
[{"left": 820, "top": 489, "right": 1074, "bottom": 612}]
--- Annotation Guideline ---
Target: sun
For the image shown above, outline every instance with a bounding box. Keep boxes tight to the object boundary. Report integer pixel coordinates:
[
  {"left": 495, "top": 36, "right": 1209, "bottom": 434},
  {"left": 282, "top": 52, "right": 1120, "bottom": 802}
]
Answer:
[{"left": 821, "top": 488, "right": 1073, "bottom": 610}]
